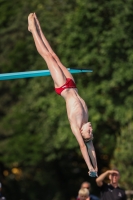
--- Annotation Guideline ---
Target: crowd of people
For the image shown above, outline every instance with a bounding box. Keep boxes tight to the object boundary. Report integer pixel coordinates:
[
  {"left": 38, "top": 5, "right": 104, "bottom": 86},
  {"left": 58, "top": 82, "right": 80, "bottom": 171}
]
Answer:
[
  {"left": 76, "top": 169, "right": 127, "bottom": 200},
  {"left": 76, "top": 181, "right": 100, "bottom": 200},
  {"left": 0, "top": 168, "right": 127, "bottom": 200}
]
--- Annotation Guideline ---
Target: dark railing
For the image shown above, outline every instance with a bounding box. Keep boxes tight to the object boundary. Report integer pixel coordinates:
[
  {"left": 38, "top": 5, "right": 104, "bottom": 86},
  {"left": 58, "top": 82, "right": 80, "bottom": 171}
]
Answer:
[{"left": 126, "top": 190, "right": 133, "bottom": 200}]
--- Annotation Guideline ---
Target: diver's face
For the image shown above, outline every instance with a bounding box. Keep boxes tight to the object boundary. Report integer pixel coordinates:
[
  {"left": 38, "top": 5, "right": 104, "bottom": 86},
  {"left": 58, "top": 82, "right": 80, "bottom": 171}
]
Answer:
[{"left": 81, "top": 122, "right": 92, "bottom": 140}]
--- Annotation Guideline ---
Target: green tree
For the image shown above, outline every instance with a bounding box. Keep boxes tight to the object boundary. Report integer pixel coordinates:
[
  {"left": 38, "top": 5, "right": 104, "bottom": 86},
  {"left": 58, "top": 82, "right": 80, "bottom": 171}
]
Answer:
[
  {"left": 111, "top": 122, "right": 133, "bottom": 189},
  {"left": 0, "top": 0, "right": 133, "bottom": 199}
]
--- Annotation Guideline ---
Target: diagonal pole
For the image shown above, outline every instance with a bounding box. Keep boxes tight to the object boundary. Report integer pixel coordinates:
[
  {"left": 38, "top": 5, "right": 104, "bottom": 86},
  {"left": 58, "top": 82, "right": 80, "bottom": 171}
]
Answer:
[{"left": 0, "top": 68, "right": 93, "bottom": 80}]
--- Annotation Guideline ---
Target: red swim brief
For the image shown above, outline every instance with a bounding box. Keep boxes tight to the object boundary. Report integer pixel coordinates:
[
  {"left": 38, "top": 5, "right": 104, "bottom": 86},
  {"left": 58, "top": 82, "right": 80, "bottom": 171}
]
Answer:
[{"left": 55, "top": 78, "right": 77, "bottom": 95}]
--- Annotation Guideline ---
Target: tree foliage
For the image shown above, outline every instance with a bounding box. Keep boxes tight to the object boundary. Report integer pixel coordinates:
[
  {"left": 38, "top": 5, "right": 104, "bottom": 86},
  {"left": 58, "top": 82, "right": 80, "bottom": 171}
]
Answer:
[
  {"left": 0, "top": 0, "right": 133, "bottom": 199},
  {"left": 111, "top": 122, "right": 133, "bottom": 189}
]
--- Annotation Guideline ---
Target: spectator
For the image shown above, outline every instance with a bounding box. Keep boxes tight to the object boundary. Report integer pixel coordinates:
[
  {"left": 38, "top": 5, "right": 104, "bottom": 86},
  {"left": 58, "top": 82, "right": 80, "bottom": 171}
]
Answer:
[
  {"left": 77, "top": 181, "right": 100, "bottom": 200},
  {"left": 96, "top": 169, "right": 127, "bottom": 200},
  {"left": 77, "top": 188, "right": 90, "bottom": 200}
]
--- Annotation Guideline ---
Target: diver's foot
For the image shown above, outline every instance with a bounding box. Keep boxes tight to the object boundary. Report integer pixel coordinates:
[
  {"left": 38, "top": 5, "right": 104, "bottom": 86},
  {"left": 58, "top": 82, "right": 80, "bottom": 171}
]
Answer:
[
  {"left": 88, "top": 171, "right": 98, "bottom": 177},
  {"left": 28, "top": 13, "right": 35, "bottom": 32},
  {"left": 34, "top": 13, "right": 41, "bottom": 30}
]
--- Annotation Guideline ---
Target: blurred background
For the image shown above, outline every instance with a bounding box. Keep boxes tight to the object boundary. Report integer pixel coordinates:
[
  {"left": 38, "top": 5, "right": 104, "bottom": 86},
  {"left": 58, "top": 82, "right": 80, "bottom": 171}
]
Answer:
[{"left": 0, "top": 0, "right": 133, "bottom": 199}]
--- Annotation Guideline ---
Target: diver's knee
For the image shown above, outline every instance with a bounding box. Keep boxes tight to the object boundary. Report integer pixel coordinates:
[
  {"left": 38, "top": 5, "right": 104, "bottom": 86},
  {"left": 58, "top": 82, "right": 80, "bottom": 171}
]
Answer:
[{"left": 41, "top": 50, "right": 52, "bottom": 59}]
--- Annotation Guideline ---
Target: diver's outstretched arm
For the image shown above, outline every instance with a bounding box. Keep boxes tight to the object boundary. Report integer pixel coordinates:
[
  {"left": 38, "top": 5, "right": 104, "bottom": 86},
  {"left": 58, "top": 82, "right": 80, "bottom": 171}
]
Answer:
[
  {"left": 70, "top": 124, "right": 97, "bottom": 176},
  {"left": 85, "top": 141, "right": 98, "bottom": 176}
]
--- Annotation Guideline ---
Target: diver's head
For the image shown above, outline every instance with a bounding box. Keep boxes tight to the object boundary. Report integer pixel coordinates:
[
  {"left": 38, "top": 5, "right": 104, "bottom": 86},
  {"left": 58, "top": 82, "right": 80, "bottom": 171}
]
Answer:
[{"left": 81, "top": 122, "right": 93, "bottom": 142}]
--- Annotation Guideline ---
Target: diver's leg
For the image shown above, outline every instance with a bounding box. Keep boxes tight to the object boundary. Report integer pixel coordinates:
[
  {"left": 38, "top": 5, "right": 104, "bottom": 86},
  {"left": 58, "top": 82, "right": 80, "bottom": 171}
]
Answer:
[
  {"left": 34, "top": 13, "right": 75, "bottom": 81},
  {"left": 28, "top": 13, "right": 65, "bottom": 88}
]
